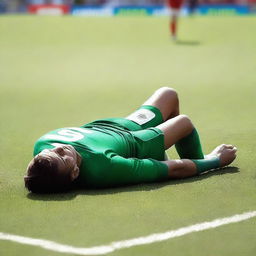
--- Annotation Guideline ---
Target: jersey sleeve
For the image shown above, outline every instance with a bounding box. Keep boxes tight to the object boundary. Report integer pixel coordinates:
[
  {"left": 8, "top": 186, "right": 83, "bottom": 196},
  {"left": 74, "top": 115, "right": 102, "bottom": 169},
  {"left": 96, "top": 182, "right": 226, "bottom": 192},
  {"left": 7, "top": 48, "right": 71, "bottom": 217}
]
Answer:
[{"left": 84, "top": 150, "right": 169, "bottom": 188}]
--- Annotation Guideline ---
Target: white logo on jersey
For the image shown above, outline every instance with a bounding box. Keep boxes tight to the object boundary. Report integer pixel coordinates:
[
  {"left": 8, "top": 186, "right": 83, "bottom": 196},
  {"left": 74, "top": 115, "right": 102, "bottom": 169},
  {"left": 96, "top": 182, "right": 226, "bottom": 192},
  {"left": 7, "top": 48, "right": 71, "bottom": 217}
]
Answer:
[{"left": 44, "top": 127, "right": 93, "bottom": 142}]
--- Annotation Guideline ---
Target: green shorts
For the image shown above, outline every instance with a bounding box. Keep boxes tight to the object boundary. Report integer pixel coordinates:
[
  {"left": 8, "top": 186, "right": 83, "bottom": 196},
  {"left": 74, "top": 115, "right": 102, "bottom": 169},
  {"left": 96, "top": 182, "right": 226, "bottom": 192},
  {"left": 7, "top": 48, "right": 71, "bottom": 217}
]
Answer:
[{"left": 107, "top": 105, "right": 165, "bottom": 160}]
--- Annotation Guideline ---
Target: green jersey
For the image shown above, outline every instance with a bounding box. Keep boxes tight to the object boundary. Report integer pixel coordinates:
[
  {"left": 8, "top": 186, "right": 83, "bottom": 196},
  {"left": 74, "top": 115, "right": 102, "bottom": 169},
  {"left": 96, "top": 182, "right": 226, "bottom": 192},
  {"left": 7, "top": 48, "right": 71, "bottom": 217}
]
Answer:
[{"left": 33, "top": 117, "right": 168, "bottom": 188}]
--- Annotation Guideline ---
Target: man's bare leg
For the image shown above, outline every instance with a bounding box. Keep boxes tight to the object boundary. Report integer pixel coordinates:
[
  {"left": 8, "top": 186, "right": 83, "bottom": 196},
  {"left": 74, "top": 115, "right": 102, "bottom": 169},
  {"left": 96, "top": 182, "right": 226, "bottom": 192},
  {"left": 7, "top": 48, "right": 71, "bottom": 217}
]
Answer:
[
  {"left": 142, "top": 87, "right": 180, "bottom": 120},
  {"left": 170, "top": 14, "right": 178, "bottom": 40},
  {"left": 156, "top": 114, "right": 193, "bottom": 149},
  {"left": 140, "top": 87, "right": 181, "bottom": 160}
]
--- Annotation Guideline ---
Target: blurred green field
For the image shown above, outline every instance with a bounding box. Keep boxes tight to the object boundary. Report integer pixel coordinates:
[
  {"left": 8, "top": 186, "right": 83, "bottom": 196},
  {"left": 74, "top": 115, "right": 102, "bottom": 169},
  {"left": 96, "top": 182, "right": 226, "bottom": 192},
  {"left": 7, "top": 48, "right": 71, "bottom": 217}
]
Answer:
[{"left": 0, "top": 15, "right": 256, "bottom": 256}]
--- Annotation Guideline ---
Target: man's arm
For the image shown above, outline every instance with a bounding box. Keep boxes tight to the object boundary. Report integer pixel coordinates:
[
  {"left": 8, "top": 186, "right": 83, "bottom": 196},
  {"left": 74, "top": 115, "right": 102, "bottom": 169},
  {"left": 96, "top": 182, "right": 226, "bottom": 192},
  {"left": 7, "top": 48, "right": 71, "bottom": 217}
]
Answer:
[
  {"left": 163, "top": 159, "right": 197, "bottom": 179},
  {"left": 106, "top": 155, "right": 219, "bottom": 185},
  {"left": 86, "top": 144, "right": 236, "bottom": 188},
  {"left": 163, "top": 144, "right": 237, "bottom": 178},
  {"left": 86, "top": 151, "right": 169, "bottom": 188}
]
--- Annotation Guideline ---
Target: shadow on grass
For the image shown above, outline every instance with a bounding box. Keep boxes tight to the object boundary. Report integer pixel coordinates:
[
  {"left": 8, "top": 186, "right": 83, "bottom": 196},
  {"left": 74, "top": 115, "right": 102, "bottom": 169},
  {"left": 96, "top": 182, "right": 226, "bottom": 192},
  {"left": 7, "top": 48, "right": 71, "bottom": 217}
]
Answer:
[
  {"left": 27, "top": 166, "right": 239, "bottom": 201},
  {"left": 175, "top": 40, "right": 201, "bottom": 46}
]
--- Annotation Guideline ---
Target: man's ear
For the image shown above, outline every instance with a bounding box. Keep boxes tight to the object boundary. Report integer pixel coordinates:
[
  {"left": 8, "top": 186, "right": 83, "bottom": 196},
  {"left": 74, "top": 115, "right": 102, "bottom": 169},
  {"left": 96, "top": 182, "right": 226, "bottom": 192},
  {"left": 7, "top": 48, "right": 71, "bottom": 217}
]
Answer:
[{"left": 70, "top": 166, "right": 80, "bottom": 181}]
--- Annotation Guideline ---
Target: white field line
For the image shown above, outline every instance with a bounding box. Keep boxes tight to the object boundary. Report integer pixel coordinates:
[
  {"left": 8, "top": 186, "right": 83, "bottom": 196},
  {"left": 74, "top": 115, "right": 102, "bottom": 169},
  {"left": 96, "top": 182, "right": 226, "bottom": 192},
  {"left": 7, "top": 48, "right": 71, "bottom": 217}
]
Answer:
[{"left": 0, "top": 211, "right": 256, "bottom": 255}]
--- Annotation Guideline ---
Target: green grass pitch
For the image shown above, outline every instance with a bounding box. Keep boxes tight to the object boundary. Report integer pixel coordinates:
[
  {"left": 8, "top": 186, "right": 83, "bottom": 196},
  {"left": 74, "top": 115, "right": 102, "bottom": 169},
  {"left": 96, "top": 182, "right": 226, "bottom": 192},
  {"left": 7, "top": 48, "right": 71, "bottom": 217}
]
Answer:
[{"left": 0, "top": 15, "right": 256, "bottom": 256}]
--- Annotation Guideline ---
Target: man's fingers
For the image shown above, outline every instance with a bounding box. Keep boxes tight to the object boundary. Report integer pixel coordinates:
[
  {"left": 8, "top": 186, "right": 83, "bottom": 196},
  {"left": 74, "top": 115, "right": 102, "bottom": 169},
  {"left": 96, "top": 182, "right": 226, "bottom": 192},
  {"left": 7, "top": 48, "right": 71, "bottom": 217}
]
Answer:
[
  {"left": 227, "top": 148, "right": 237, "bottom": 154},
  {"left": 225, "top": 145, "right": 237, "bottom": 151}
]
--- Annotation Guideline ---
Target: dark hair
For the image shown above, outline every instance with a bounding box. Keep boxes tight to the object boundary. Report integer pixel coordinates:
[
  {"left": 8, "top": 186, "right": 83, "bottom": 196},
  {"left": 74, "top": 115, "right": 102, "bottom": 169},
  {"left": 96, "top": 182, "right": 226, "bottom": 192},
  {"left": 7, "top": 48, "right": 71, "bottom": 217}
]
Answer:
[{"left": 24, "top": 155, "right": 72, "bottom": 193}]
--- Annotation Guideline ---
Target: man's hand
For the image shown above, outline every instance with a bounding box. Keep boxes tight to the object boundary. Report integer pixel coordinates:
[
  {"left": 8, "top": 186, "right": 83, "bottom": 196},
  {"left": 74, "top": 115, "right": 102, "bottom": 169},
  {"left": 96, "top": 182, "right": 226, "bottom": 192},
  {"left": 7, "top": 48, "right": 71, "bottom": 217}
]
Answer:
[{"left": 205, "top": 144, "right": 237, "bottom": 167}]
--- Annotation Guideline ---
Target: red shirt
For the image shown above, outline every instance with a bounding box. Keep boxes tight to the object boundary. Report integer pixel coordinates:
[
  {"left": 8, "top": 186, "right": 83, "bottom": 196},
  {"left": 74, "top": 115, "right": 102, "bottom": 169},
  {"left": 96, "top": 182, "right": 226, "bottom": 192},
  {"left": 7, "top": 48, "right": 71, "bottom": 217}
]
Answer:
[{"left": 166, "top": 0, "right": 184, "bottom": 9}]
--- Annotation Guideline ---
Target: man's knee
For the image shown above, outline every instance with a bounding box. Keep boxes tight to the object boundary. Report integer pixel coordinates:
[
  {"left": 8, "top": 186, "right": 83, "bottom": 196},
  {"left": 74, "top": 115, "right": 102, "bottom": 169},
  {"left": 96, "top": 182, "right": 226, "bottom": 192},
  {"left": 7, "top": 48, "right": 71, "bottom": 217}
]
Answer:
[
  {"left": 176, "top": 114, "right": 194, "bottom": 133},
  {"left": 156, "top": 87, "right": 178, "bottom": 101}
]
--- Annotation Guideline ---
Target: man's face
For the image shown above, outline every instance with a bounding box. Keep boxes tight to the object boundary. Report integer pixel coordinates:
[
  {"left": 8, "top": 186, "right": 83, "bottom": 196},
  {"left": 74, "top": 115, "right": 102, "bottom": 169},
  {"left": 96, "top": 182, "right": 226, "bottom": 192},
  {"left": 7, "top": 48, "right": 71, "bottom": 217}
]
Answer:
[{"left": 33, "top": 145, "right": 81, "bottom": 180}]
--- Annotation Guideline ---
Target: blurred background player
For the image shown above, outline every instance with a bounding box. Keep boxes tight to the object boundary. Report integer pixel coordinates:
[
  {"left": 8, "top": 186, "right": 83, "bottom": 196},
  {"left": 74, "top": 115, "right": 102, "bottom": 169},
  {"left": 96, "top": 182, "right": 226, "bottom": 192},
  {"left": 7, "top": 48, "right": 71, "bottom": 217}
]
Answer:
[{"left": 165, "top": 0, "right": 184, "bottom": 40}]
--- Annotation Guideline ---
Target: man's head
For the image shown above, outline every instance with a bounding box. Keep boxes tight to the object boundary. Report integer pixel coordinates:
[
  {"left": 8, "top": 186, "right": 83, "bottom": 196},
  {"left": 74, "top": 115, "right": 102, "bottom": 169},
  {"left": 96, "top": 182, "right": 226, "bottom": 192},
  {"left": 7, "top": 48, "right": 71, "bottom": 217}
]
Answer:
[{"left": 24, "top": 145, "right": 82, "bottom": 193}]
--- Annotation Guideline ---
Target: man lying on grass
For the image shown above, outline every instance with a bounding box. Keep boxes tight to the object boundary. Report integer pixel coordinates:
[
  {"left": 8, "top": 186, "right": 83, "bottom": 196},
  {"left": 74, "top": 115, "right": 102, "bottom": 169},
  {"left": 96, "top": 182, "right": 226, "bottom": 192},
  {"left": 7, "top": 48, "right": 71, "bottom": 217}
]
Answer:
[{"left": 24, "top": 87, "right": 237, "bottom": 193}]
